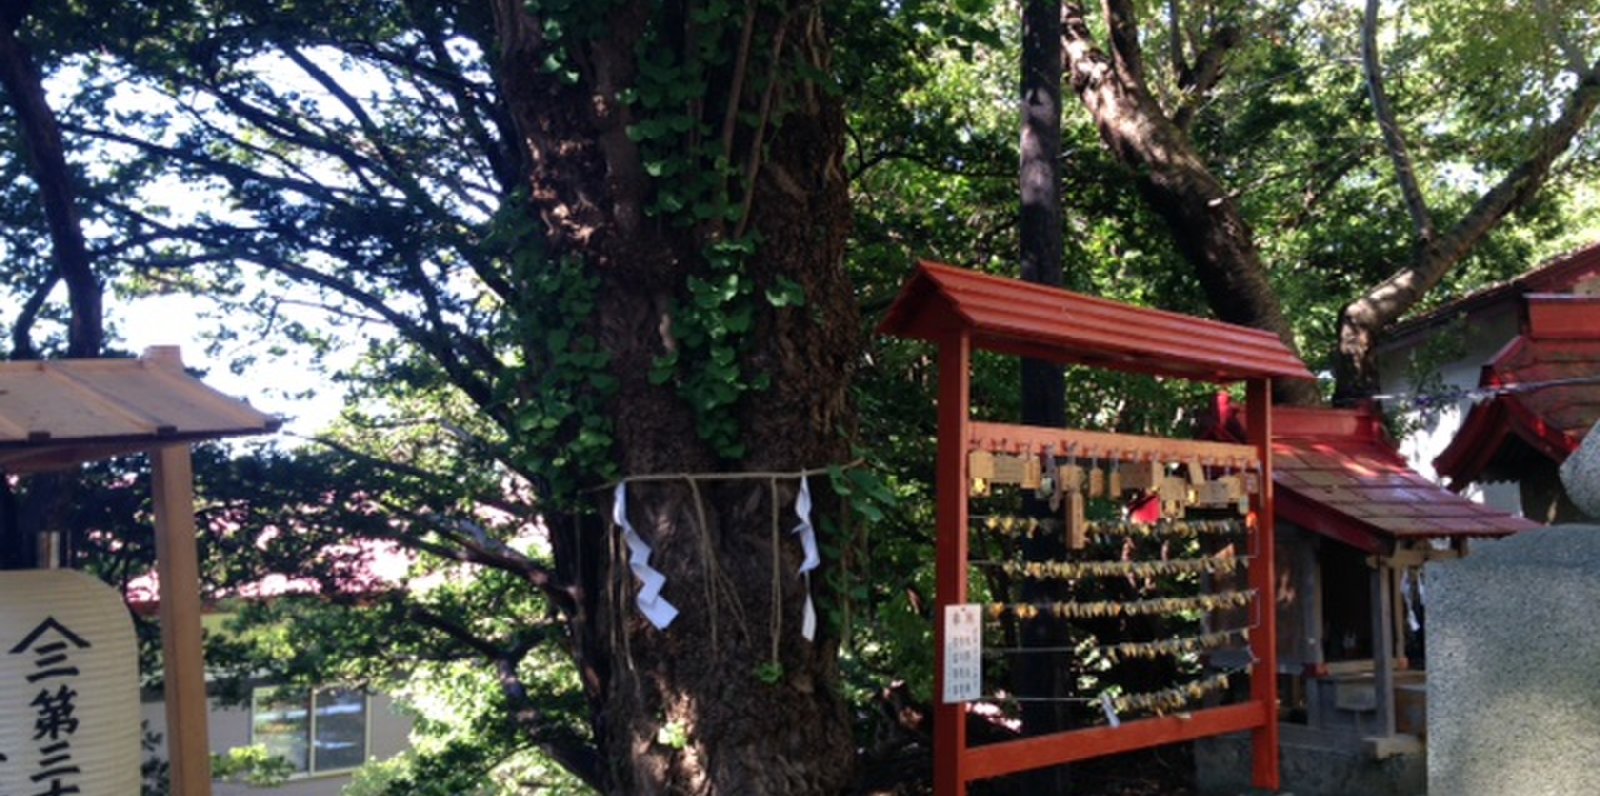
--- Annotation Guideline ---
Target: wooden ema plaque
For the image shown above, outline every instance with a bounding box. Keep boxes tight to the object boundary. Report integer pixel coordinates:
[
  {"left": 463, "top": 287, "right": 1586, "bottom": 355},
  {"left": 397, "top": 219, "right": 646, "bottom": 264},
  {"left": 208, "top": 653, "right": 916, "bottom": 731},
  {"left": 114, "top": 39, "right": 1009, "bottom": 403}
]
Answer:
[{"left": 878, "top": 261, "right": 1316, "bottom": 796}]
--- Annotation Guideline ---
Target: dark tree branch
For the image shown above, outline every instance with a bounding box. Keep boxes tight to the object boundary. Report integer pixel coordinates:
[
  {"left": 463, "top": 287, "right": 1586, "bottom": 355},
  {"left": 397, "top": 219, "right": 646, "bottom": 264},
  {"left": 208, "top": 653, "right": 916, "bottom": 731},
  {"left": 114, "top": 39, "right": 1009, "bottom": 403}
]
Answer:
[
  {"left": 719, "top": 0, "right": 759, "bottom": 174},
  {"left": 1361, "top": 0, "right": 1433, "bottom": 243},
  {"left": 0, "top": 12, "right": 99, "bottom": 356},
  {"left": 378, "top": 502, "right": 576, "bottom": 613},
  {"left": 281, "top": 47, "right": 449, "bottom": 219},
  {"left": 202, "top": 83, "right": 389, "bottom": 197},
  {"left": 63, "top": 121, "right": 366, "bottom": 209},
  {"left": 1061, "top": 0, "right": 1320, "bottom": 405},
  {"left": 108, "top": 219, "right": 504, "bottom": 420},
  {"left": 407, "top": 2, "right": 518, "bottom": 193},
  {"left": 1283, "top": 146, "right": 1371, "bottom": 230},
  {"left": 1172, "top": 24, "right": 1241, "bottom": 132},
  {"left": 408, "top": 603, "right": 602, "bottom": 790},
  {"left": 492, "top": 650, "right": 603, "bottom": 791},
  {"left": 9, "top": 271, "right": 56, "bottom": 359},
  {"left": 1166, "top": 0, "right": 1186, "bottom": 80},
  {"left": 1104, "top": 0, "right": 1146, "bottom": 87},
  {"left": 1336, "top": 55, "right": 1600, "bottom": 403},
  {"left": 410, "top": 604, "right": 514, "bottom": 663}
]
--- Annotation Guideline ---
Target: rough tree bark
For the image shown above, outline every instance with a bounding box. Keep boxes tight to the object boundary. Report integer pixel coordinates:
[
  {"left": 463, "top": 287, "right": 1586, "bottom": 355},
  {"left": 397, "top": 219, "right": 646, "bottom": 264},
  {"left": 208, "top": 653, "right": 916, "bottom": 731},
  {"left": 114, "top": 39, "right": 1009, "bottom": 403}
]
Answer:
[
  {"left": 1334, "top": 2, "right": 1600, "bottom": 404},
  {"left": 1017, "top": 0, "right": 1071, "bottom": 790},
  {"left": 489, "top": 1, "right": 858, "bottom": 792},
  {"left": 1059, "top": 0, "right": 1321, "bottom": 406}
]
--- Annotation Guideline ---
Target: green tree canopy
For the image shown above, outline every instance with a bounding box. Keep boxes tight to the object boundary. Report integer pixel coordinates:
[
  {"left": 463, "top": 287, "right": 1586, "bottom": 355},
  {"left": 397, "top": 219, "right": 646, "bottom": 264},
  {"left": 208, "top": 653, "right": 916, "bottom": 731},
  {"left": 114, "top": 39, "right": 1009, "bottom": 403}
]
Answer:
[{"left": 1, "top": 0, "right": 1597, "bottom": 792}]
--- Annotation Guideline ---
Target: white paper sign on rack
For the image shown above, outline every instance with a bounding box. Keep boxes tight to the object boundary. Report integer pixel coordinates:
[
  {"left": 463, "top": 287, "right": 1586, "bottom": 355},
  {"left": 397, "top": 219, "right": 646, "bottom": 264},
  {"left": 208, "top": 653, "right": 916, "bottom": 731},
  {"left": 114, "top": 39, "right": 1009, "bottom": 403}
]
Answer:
[{"left": 942, "top": 603, "right": 982, "bottom": 703}]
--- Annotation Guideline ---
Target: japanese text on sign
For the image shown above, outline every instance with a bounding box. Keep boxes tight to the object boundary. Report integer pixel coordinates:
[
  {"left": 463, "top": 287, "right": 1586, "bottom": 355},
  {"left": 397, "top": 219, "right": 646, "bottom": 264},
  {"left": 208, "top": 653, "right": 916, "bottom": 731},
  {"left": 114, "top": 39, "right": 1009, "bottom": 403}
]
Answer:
[
  {"left": 942, "top": 604, "right": 982, "bottom": 703},
  {"left": 9, "top": 616, "right": 91, "bottom": 796}
]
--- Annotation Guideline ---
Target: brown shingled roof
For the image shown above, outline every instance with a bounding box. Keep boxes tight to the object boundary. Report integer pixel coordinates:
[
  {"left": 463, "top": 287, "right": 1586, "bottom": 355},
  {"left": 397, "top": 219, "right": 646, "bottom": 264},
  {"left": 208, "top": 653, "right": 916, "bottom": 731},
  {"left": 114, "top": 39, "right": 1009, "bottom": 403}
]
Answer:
[{"left": 1206, "top": 398, "right": 1537, "bottom": 553}]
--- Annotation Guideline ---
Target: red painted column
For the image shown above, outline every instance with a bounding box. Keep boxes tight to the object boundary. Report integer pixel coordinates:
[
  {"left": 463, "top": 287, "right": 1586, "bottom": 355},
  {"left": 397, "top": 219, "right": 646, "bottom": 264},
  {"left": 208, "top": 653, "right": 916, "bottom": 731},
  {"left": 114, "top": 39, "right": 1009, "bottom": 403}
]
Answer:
[
  {"left": 1246, "top": 378, "right": 1281, "bottom": 790},
  {"left": 934, "top": 331, "right": 972, "bottom": 796}
]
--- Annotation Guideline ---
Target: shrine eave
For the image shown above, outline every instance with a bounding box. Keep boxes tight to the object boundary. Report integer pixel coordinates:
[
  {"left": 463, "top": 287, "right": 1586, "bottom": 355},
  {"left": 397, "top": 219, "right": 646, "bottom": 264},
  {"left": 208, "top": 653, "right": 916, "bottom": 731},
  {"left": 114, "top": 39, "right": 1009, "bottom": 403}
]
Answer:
[{"left": 878, "top": 260, "right": 1315, "bottom": 384}]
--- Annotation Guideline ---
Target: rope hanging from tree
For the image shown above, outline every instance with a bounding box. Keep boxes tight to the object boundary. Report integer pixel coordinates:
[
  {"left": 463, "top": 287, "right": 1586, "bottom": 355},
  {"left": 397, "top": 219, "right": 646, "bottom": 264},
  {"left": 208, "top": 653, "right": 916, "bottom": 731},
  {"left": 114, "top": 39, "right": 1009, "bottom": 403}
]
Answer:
[{"left": 605, "top": 462, "right": 863, "bottom": 673}]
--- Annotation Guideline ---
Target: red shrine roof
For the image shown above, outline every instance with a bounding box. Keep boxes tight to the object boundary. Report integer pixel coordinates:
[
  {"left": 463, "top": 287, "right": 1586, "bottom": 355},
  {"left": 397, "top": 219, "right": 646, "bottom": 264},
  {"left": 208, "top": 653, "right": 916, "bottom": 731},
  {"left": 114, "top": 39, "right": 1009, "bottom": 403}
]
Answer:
[
  {"left": 1207, "top": 398, "right": 1537, "bottom": 553},
  {"left": 1433, "top": 293, "right": 1600, "bottom": 489},
  {"left": 878, "top": 260, "right": 1315, "bottom": 383}
]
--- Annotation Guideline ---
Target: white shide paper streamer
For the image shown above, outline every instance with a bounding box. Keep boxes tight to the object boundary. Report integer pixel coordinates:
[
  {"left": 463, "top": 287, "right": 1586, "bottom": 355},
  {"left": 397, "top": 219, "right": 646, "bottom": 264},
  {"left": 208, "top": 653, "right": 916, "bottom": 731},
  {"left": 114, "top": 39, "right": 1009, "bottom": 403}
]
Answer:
[
  {"left": 613, "top": 483, "right": 679, "bottom": 629},
  {"left": 792, "top": 476, "right": 821, "bottom": 641}
]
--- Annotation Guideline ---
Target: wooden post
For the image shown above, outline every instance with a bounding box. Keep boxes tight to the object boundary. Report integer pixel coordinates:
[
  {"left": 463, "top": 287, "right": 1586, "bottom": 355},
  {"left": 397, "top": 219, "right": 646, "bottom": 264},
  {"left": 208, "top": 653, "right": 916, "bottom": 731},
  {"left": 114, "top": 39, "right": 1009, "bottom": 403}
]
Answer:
[
  {"left": 934, "top": 332, "right": 972, "bottom": 796},
  {"left": 1297, "top": 532, "right": 1325, "bottom": 730},
  {"left": 152, "top": 443, "right": 214, "bottom": 796},
  {"left": 1391, "top": 566, "right": 1407, "bottom": 665},
  {"left": 1370, "top": 559, "right": 1397, "bottom": 738},
  {"left": 1246, "top": 378, "right": 1280, "bottom": 791}
]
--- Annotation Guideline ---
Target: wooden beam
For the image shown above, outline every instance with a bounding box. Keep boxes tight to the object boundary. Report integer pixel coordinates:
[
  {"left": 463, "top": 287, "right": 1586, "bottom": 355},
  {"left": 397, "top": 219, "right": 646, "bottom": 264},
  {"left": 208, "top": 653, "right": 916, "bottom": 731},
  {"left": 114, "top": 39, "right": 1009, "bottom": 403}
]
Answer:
[
  {"left": 152, "top": 443, "right": 214, "bottom": 796},
  {"left": 969, "top": 421, "right": 1258, "bottom": 465},
  {"left": 1297, "top": 532, "right": 1326, "bottom": 729},
  {"left": 934, "top": 332, "right": 972, "bottom": 796},
  {"left": 1246, "top": 378, "right": 1280, "bottom": 790},
  {"left": 1380, "top": 546, "right": 1462, "bottom": 568},
  {"left": 963, "top": 702, "right": 1269, "bottom": 781},
  {"left": 1391, "top": 567, "right": 1406, "bottom": 667},
  {"left": 1370, "top": 560, "right": 1397, "bottom": 738}
]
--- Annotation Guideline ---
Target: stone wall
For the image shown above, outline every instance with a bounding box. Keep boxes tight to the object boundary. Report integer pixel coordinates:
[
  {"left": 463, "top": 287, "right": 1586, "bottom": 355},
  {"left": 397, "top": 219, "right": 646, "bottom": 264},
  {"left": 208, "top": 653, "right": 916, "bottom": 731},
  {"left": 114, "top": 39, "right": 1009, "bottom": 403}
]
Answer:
[
  {"left": 1195, "top": 725, "right": 1424, "bottom": 796},
  {"left": 1427, "top": 525, "right": 1600, "bottom": 796}
]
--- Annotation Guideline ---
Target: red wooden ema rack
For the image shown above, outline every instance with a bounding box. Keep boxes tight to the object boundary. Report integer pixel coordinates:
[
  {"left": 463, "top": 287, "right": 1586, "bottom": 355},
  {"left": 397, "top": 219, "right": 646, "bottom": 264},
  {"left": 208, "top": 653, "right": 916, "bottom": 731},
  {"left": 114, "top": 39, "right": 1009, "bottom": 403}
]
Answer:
[{"left": 878, "top": 261, "right": 1316, "bottom": 795}]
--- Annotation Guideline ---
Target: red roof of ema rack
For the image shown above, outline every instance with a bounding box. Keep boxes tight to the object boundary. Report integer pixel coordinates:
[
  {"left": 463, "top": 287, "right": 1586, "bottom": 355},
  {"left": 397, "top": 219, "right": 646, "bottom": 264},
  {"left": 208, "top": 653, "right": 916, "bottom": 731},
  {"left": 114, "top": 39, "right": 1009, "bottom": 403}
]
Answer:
[{"left": 878, "top": 261, "right": 1315, "bottom": 383}]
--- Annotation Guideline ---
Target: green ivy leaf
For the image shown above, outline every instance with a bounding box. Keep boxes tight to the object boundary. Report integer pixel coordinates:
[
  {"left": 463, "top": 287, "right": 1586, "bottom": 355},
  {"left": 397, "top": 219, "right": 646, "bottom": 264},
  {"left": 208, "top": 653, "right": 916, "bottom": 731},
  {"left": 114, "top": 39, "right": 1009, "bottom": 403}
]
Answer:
[{"left": 765, "top": 277, "right": 806, "bottom": 308}]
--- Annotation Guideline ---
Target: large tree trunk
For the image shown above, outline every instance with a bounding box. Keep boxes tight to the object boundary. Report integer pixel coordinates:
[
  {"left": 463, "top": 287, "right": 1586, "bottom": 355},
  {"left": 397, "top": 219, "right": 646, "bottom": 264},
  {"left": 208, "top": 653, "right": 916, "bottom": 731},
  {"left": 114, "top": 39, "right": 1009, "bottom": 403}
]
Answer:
[
  {"left": 1016, "top": 2, "right": 1073, "bottom": 791},
  {"left": 1060, "top": 0, "right": 1320, "bottom": 406},
  {"left": 490, "top": 2, "right": 857, "bottom": 792}
]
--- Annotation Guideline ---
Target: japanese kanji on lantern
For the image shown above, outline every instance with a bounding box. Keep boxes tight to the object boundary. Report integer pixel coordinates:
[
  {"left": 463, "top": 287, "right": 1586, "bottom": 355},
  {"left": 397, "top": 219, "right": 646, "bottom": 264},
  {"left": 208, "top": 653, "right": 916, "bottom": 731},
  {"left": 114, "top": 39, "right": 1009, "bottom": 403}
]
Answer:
[{"left": 0, "top": 570, "right": 140, "bottom": 795}]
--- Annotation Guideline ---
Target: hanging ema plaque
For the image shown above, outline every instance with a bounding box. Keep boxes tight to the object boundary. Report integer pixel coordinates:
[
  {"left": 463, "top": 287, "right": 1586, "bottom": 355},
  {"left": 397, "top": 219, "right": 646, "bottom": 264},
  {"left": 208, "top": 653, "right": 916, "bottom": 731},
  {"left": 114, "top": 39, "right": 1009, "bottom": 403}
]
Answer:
[{"left": 0, "top": 570, "right": 140, "bottom": 796}]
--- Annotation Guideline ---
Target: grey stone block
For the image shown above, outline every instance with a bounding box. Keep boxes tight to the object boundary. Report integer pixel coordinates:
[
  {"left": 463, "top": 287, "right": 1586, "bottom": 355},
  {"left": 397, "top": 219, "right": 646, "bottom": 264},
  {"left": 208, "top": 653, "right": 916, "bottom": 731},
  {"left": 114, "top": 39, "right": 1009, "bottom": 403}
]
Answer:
[
  {"left": 1195, "top": 726, "right": 1423, "bottom": 796},
  {"left": 1560, "top": 421, "right": 1600, "bottom": 519},
  {"left": 1427, "top": 525, "right": 1600, "bottom": 796}
]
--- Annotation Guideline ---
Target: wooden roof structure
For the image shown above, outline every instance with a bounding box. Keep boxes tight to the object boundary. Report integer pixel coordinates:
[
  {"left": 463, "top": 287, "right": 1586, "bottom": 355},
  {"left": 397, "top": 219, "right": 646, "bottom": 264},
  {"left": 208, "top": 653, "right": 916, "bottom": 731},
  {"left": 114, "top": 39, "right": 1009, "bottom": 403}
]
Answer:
[
  {"left": 0, "top": 347, "right": 278, "bottom": 796},
  {"left": 1205, "top": 398, "right": 1537, "bottom": 553},
  {"left": 879, "top": 260, "right": 1315, "bottom": 383},
  {"left": 1435, "top": 294, "right": 1600, "bottom": 490},
  {"left": 0, "top": 347, "right": 280, "bottom": 473}
]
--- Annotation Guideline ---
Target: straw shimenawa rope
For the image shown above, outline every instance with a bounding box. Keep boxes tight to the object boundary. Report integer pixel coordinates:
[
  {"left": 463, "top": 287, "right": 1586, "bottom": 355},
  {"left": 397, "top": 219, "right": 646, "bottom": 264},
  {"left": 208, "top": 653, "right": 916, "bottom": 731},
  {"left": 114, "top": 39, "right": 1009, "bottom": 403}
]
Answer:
[{"left": 603, "top": 462, "right": 864, "bottom": 668}]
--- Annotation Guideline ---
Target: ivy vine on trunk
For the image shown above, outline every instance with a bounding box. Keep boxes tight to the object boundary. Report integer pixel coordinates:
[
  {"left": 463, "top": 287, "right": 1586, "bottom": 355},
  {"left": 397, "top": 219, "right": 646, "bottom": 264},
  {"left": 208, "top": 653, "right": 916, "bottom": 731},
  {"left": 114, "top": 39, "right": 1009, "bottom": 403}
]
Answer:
[{"left": 488, "top": 0, "right": 859, "bottom": 791}]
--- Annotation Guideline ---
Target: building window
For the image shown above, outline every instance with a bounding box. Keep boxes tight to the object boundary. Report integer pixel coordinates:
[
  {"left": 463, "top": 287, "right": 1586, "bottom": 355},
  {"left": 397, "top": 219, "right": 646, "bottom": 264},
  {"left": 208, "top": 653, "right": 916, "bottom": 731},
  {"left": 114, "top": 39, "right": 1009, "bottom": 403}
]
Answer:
[{"left": 251, "top": 687, "right": 369, "bottom": 775}]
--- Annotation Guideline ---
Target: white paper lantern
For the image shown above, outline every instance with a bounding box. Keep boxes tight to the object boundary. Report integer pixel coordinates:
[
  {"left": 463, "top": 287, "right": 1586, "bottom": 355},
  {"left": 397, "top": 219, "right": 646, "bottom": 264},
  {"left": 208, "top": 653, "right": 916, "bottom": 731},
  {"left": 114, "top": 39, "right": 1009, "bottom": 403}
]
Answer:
[{"left": 0, "top": 569, "right": 140, "bottom": 795}]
